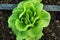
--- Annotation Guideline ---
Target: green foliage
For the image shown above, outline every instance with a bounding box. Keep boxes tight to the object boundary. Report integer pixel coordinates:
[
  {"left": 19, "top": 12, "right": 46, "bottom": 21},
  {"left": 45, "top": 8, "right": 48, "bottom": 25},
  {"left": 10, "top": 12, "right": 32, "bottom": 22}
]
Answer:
[
  {"left": 24, "top": 0, "right": 42, "bottom": 2},
  {"left": 8, "top": 0, "right": 51, "bottom": 40}
]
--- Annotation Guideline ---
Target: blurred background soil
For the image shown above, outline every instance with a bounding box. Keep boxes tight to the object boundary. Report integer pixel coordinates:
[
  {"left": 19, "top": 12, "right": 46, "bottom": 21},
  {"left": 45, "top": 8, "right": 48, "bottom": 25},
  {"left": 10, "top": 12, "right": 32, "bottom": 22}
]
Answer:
[{"left": 0, "top": 0, "right": 60, "bottom": 40}]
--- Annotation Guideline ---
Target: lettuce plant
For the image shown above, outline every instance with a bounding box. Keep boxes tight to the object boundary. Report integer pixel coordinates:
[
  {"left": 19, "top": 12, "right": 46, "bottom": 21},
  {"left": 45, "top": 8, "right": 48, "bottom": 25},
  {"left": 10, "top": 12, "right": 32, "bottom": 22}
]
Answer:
[{"left": 8, "top": 0, "right": 51, "bottom": 40}]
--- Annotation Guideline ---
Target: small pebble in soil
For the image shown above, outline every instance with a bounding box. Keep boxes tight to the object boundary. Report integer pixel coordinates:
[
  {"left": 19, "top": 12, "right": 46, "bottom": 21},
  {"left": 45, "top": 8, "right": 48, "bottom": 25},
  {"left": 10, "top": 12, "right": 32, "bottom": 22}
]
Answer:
[
  {"left": 52, "top": 33, "right": 55, "bottom": 36},
  {"left": 9, "top": 31, "right": 12, "bottom": 34},
  {"left": 56, "top": 20, "right": 59, "bottom": 23}
]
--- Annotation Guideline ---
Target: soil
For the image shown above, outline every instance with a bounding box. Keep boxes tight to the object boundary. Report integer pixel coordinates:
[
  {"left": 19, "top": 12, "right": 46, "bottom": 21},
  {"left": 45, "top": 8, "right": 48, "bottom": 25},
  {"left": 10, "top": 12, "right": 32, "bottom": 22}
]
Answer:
[{"left": 0, "top": 0, "right": 60, "bottom": 40}]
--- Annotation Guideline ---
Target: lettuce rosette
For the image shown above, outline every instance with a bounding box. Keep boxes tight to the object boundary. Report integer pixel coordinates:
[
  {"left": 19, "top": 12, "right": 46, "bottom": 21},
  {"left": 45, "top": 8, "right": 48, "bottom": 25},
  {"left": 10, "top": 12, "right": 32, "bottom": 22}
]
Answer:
[{"left": 8, "top": 1, "right": 51, "bottom": 40}]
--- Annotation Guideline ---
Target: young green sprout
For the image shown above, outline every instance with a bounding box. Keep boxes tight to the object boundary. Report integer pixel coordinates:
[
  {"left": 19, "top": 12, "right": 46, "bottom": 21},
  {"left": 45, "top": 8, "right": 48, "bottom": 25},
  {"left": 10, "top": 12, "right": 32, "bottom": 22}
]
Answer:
[{"left": 8, "top": 0, "right": 51, "bottom": 40}]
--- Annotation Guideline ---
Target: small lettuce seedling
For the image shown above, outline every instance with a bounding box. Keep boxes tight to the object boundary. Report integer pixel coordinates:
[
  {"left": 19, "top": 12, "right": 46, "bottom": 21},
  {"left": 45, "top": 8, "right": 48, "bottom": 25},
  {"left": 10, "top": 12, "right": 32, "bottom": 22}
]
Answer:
[{"left": 8, "top": 0, "right": 51, "bottom": 40}]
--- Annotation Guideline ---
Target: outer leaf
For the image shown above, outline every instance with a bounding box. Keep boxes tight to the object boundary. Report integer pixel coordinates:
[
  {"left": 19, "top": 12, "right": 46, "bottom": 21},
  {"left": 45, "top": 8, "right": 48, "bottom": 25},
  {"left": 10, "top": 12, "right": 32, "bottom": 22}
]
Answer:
[
  {"left": 26, "top": 36, "right": 38, "bottom": 40},
  {"left": 27, "top": 20, "right": 43, "bottom": 39},
  {"left": 8, "top": 7, "right": 23, "bottom": 28},
  {"left": 34, "top": 2, "right": 43, "bottom": 17},
  {"left": 15, "top": 19, "right": 26, "bottom": 31},
  {"left": 16, "top": 31, "right": 28, "bottom": 40},
  {"left": 24, "top": 0, "right": 42, "bottom": 2},
  {"left": 39, "top": 10, "right": 51, "bottom": 27}
]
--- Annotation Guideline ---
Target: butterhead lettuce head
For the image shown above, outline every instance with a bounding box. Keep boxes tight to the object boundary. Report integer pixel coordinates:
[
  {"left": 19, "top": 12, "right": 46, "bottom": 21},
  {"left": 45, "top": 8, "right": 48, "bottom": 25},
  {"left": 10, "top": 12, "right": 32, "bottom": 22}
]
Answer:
[{"left": 8, "top": 1, "right": 51, "bottom": 40}]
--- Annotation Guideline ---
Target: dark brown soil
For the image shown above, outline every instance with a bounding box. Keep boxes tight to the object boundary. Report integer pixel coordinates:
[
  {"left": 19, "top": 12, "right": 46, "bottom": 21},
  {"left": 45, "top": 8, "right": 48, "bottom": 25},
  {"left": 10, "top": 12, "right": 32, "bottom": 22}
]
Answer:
[
  {"left": 42, "top": 0, "right": 60, "bottom": 5},
  {"left": 0, "top": 0, "right": 60, "bottom": 40}
]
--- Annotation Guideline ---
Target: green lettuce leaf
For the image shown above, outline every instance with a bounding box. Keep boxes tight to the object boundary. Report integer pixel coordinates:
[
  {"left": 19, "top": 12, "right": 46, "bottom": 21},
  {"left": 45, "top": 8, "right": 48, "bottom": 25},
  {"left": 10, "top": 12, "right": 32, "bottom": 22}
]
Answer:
[{"left": 24, "top": 0, "right": 42, "bottom": 2}]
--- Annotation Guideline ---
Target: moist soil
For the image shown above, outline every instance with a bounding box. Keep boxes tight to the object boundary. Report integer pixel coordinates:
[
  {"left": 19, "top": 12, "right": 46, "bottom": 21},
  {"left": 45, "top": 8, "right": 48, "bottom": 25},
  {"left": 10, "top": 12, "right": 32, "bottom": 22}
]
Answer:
[{"left": 0, "top": 0, "right": 60, "bottom": 40}]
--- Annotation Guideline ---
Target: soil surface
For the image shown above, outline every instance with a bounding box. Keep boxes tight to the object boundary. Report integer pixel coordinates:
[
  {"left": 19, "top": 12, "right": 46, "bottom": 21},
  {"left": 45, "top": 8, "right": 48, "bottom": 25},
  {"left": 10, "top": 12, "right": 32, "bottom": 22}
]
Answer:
[{"left": 0, "top": 0, "right": 60, "bottom": 40}]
